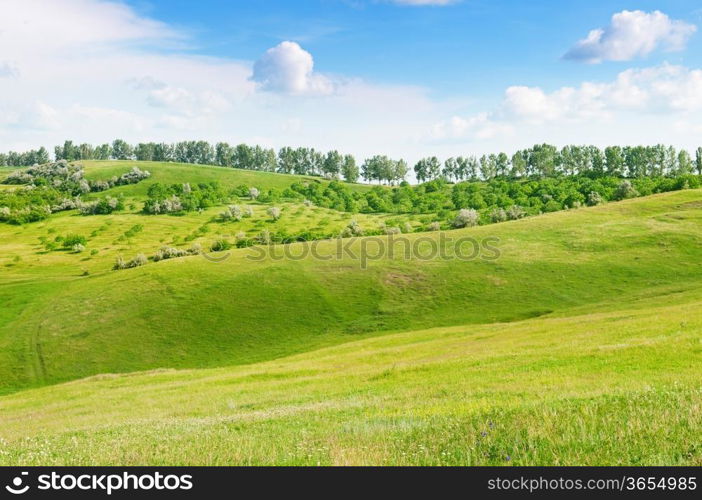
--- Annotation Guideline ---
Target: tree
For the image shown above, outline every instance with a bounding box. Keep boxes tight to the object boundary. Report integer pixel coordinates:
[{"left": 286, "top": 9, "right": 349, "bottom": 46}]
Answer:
[
  {"left": 111, "top": 139, "right": 134, "bottom": 160},
  {"left": 510, "top": 151, "right": 527, "bottom": 178},
  {"left": 323, "top": 150, "right": 343, "bottom": 179},
  {"left": 392, "top": 160, "right": 408, "bottom": 184},
  {"left": 443, "top": 157, "right": 458, "bottom": 181},
  {"left": 342, "top": 155, "right": 359, "bottom": 183},
  {"left": 528, "top": 144, "right": 558, "bottom": 177},
  {"left": 215, "top": 142, "right": 233, "bottom": 167},
  {"left": 414, "top": 157, "right": 441, "bottom": 183},
  {"left": 35, "top": 147, "right": 50, "bottom": 164},
  {"left": 495, "top": 152, "right": 510, "bottom": 177},
  {"left": 677, "top": 149, "right": 693, "bottom": 176}
]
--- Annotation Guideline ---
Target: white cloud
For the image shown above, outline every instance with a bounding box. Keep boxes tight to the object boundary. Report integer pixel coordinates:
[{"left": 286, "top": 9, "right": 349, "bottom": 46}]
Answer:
[
  {"left": 565, "top": 10, "right": 696, "bottom": 63},
  {"left": 0, "top": 62, "right": 18, "bottom": 78},
  {"left": 428, "top": 63, "right": 702, "bottom": 156},
  {"left": 430, "top": 113, "right": 513, "bottom": 141},
  {"left": 252, "top": 41, "right": 334, "bottom": 96}
]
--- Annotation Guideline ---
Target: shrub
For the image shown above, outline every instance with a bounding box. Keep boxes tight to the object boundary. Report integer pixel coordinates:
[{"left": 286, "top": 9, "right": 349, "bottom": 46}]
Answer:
[
  {"left": 153, "top": 246, "right": 189, "bottom": 262},
  {"left": 506, "top": 205, "right": 526, "bottom": 220},
  {"left": 211, "top": 239, "right": 232, "bottom": 252},
  {"left": 402, "top": 222, "right": 414, "bottom": 233},
  {"left": 62, "top": 234, "right": 87, "bottom": 248},
  {"left": 113, "top": 256, "right": 127, "bottom": 270},
  {"left": 220, "top": 205, "right": 243, "bottom": 221},
  {"left": 78, "top": 196, "right": 123, "bottom": 215},
  {"left": 267, "top": 206, "right": 282, "bottom": 220},
  {"left": 256, "top": 230, "right": 272, "bottom": 245},
  {"left": 72, "top": 243, "right": 85, "bottom": 253},
  {"left": 249, "top": 187, "right": 260, "bottom": 200},
  {"left": 384, "top": 226, "right": 402, "bottom": 235},
  {"left": 427, "top": 221, "right": 441, "bottom": 231},
  {"left": 341, "top": 220, "right": 363, "bottom": 237},
  {"left": 244, "top": 206, "right": 254, "bottom": 217},
  {"left": 614, "top": 180, "right": 638, "bottom": 200},
  {"left": 129, "top": 254, "right": 148, "bottom": 268},
  {"left": 453, "top": 208, "right": 479, "bottom": 228},
  {"left": 490, "top": 208, "right": 507, "bottom": 223},
  {"left": 587, "top": 191, "right": 604, "bottom": 206}
]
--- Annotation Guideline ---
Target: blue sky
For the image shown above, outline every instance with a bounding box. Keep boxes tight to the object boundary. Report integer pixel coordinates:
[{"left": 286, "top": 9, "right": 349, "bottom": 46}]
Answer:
[
  {"left": 130, "top": 0, "right": 702, "bottom": 94},
  {"left": 2, "top": 0, "right": 702, "bottom": 163}
]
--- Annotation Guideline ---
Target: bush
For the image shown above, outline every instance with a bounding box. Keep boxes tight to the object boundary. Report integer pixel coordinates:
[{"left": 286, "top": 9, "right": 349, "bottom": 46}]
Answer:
[
  {"left": 72, "top": 243, "right": 85, "bottom": 253},
  {"left": 130, "top": 254, "right": 148, "bottom": 268},
  {"left": 62, "top": 234, "right": 87, "bottom": 248},
  {"left": 153, "top": 246, "right": 189, "bottom": 262},
  {"left": 587, "top": 191, "right": 604, "bottom": 206},
  {"left": 506, "top": 205, "right": 526, "bottom": 220},
  {"left": 211, "top": 239, "right": 232, "bottom": 252},
  {"left": 453, "top": 208, "right": 479, "bottom": 228},
  {"left": 427, "top": 221, "right": 441, "bottom": 231},
  {"left": 267, "top": 206, "right": 282, "bottom": 220},
  {"left": 113, "top": 256, "right": 127, "bottom": 270},
  {"left": 614, "top": 180, "right": 638, "bottom": 200},
  {"left": 249, "top": 187, "right": 260, "bottom": 200},
  {"left": 78, "top": 196, "right": 123, "bottom": 215},
  {"left": 490, "top": 208, "right": 507, "bottom": 223},
  {"left": 341, "top": 220, "right": 363, "bottom": 237}
]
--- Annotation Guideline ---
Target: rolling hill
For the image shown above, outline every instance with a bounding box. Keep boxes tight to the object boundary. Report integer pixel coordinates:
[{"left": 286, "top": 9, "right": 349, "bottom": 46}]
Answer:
[{"left": 0, "top": 162, "right": 700, "bottom": 465}]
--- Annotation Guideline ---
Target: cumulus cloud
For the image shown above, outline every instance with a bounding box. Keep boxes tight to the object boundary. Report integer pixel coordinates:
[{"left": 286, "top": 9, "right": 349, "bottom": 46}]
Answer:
[
  {"left": 565, "top": 10, "right": 696, "bottom": 63},
  {"left": 429, "top": 63, "right": 702, "bottom": 151},
  {"left": 252, "top": 41, "right": 334, "bottom": 96}
]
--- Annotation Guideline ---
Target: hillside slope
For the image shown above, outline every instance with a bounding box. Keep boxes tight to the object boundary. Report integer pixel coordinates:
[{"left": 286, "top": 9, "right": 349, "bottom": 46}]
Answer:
[
  {"left": 0, "top": 284, "right": 700, "bottom": 465},
  {"left": 1, "top": 189, "right": 702, "bottom": 393}
]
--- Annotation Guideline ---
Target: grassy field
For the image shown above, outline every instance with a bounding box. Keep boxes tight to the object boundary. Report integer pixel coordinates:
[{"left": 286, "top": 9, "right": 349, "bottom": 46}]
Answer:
[
  {"left": 0, "top": 286, "right": 699, "bottom": 465},
  {"left": 0, "top": 162, "right": 701, "bottom": 465}
]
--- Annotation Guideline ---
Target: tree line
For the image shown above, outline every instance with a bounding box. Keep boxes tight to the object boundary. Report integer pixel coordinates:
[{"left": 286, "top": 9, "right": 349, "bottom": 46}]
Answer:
[{"left": 3, "top": 140, "right": 702, "bottom": 184}]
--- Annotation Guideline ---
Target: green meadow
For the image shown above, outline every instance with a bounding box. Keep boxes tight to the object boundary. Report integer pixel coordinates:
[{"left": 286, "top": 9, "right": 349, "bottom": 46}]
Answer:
[{"left": 0, "top": 161, "right": 701, "bottom": 465}]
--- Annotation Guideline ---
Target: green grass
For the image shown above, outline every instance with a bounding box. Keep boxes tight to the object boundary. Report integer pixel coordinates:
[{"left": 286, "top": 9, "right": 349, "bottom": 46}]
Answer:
[
  {"left": 0, "top": 162, "right": 701, "bottom": 465},
  {"left": 1, "top": 188, "right": 702, "bottom": 395},
  {"left": 0, "top": 286, "right": 700, "bottom": 465}
]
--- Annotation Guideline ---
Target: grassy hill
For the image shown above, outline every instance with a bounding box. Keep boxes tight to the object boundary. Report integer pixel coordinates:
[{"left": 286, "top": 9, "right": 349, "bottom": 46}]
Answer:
[
  {"left": 0, "top": 280, "right": 700, "bottom": 465},
  {"left": 0, "top": 162, "right": 701, "bottom": 465}
]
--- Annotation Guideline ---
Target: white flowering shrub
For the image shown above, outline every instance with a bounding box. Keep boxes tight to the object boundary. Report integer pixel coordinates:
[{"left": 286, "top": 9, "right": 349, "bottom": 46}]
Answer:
[
  {"left": 453, "top": 208, "right": 479, "bottom": 228},
  {"left": 615, "top": 180, "right": 638, "bottom": 200},
  {"left": 427, "top": 221, "right": 441, "bottom": 231},
  {"left": 506, "top": 205, "right": 526, "bottom": 220},
  {"left": 153, "top": 246, "right": 189, "bottom": 262},
  {"left": 490, "top": 208, "right": 507, "bottom": 223},
  {"left": 587, "top": 191, "right": 604, "bottom": 206},
  {"left": 341, "top": 220, "right": 363, "bottom": 237},
  {"left": 267, "top": 206, "right": 282, "bottom": 220},
  {"left": 249, "top": 187, "right": 260, "bottom": 200}
]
